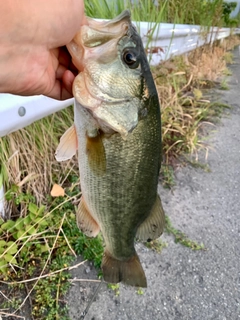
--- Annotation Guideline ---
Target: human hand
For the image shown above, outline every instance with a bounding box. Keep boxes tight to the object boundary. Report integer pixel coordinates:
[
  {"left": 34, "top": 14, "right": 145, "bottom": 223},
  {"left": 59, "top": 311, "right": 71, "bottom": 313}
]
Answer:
[{"left": 0, "top": 0, "right": 86, "bottom": 100}]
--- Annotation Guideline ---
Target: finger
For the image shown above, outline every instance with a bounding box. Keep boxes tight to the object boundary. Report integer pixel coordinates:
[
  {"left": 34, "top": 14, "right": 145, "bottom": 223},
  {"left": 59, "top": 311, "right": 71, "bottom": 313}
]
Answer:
[
  {"left": 46, "top": 70, "right": 75, "bottom": 100},
  {"left": 58, "top": 46, "right": 78, "bottom": 74},
  {"left": 55, "top": 47, "right": 78, "bottom": 80},
  {"left": 62, "top": 70, "right": 75, "bottom": 96},
  {"left": 56, "top": 64, "right": 68, "bottom": 80},
  {"left": 46, "top": 80, "right": 73, "bottom": 100},
  {"left": 55, "top": 63, "right": 77, "bottom": 83}
]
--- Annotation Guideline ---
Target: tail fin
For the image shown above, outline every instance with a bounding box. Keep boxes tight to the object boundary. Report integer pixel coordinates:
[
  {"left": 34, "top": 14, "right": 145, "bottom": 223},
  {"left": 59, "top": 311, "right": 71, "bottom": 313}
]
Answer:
[{"left": 101, "top": 250, "right": 147, "bottom": 287}]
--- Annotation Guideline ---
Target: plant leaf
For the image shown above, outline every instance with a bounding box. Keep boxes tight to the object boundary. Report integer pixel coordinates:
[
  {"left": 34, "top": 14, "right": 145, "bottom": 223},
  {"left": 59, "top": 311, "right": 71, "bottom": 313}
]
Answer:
[{"left": 51, "top": 184, "right": 65, "bottom": 197}]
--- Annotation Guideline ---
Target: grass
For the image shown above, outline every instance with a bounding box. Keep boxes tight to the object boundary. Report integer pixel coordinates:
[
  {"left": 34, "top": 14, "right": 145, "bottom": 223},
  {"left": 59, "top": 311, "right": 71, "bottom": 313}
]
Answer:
[
  {"left": 0, "top": 107, "right": 77, "bottom": 206},
  {"left": 85, "top": 0, "right": 167, "bottom": 23},
  {"left": 220, "top": 77, "right": 230, "bottom": 90},
  {"left": 144, "top": 238, "right": 168, "bottom": 253},
  {"left": 155, "top": 39, "right": 240, "bottom": 164},
  {"left": 0, "top": 184, "right": 103, "bottom": 319},
  {"left": 165, "top": 216, "right": 205, "bottom": 250},
  {"left": 85, "top": 0, "right": 240, "bottom": 28},
  {"left": 0, "top": 1, "right": 240, "bottom": 317}
]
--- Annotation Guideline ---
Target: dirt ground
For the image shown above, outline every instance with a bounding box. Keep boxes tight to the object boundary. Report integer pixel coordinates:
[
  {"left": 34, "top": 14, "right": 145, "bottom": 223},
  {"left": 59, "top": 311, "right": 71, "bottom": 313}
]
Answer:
[{"left": 67, "top": 47, "right": 240, "bottom": 320}]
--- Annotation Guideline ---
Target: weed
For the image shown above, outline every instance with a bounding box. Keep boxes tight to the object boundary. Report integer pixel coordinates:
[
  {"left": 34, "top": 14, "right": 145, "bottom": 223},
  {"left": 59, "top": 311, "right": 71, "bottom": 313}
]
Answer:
[
  {"left": 84, "top": 0, "right": 239, "bottom": 27},
  {"left": 220, "top": 78, "right": 230, "bottom": 90},
  {"left": 222, "top": 68, "right": 232, "bottom": 76},
  {"left": 165, "top": 216, "right": 205, "bottom": 250},
  {"left": 108, "top": 283, "right": 120, "bottom": 296},
  {"left": 0, "top": 107, "right": 77, "bottom": 206},
  {"left": 85, "top": 0, "right": 166, "bottom": 24},
  {"left": 155, "top": 37, "right": 240, "bottom": 166},
  {"left": 184, "top": 158, "right": 211, "bottom": 172},
  {"left": 223, "top": 52, "right": 233, "bottom": 64},
  {"left": 160, "top": 164, "right": 175, "bottom": 188},
  {"left": 74, "top": 234, "right": 103, "bottom": 269},
  {"left": 136, "top": 288, "right": 144, "bottom": 295},
  {"left": 144, "top": 239, "right": 168, "bottom": 253},
  {"left": 0, "top": 185, "right": 103, "bottom": 319},
  {"left": 32, "top": 267, "right": 71, "bottom": 319}
]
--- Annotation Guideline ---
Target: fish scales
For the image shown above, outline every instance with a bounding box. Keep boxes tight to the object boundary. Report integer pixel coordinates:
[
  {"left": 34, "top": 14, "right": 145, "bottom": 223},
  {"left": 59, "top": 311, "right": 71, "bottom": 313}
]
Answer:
[
  {"left": 56, "top": 10, "right": 165, "bottom": 287},
  {"left": 76, "top": 96, "right": 160, "bottom": 259}
]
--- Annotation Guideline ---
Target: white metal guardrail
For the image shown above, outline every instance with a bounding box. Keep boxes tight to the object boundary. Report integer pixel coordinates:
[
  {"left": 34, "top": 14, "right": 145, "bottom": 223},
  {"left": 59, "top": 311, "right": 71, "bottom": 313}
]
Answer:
[
  {"left": 139, "top": 22, "right": 240, "bottom": 64},
  {"left": 0, "top": 95, "right": 74, "bottom": 138},
  {"left": 0, "top": 21, "right": 240, "bottom": 217}
]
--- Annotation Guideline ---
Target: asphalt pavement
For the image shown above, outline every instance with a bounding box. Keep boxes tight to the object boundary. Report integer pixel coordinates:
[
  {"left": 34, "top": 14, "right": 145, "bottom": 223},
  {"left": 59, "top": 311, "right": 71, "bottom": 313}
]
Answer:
[{"left": 67, "top": 47, "right": 240, "bottom": 320}]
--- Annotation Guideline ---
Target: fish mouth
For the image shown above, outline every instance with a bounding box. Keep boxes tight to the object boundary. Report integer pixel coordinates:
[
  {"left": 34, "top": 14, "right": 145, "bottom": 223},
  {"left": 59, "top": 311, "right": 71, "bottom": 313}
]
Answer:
[{"left": 67, "top": 10, "right": 131, "bottom": 72}]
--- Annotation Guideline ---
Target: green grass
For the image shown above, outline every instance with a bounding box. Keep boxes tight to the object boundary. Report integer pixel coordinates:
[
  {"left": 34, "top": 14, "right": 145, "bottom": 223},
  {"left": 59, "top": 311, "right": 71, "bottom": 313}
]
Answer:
[
  {"left": 220, "top": 77, "right": 230, "bottom": 90},
  {"left": 165, "top": 216, "right": 205, "bottom": 250},
  {"left": 85, "top": 0, "right": 239, "bottom": 27},
  {"left": 85, "top": 0, "right": 166, "bottom": 23},
  {"left": 0, "top": 183, "right": 103, "bottom": 319},
  {"left": 144, "top": 238, "right": 168, "bottom": 252}
]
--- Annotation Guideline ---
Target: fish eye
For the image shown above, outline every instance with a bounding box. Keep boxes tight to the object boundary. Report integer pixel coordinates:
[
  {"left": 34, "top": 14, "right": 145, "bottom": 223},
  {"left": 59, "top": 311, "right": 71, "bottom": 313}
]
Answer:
[{"left": 122, "top": 49, "right": 139, "bottom": 69}]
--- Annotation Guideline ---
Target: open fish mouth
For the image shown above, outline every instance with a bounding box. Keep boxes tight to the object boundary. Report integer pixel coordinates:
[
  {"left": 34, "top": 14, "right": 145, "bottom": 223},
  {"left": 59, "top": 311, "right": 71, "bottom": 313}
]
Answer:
[{"left": 67, "top": 11, "right": 131, "bottom": 73}]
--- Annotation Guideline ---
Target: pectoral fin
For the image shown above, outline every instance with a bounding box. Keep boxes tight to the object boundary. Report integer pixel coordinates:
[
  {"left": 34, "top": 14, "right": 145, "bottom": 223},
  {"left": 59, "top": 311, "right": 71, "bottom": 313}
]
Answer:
[
  {"left": 76, "top": 197, "right": 100, "bottom": 237},
  {"left": 86, "top": 132, "right": 106, "bottom": 176},
  {"left": 136, "top": 195, "right": 165, "bottom": 242},
  {"left": 55, "top": 125, "right": 78, "bottom": 162}
]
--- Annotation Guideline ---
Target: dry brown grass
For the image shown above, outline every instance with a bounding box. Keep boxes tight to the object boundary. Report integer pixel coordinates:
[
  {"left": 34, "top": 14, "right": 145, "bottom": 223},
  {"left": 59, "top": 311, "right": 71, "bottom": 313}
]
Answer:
[
  {"left": 0, "top": 107, "right": 78, "bottom": 215},
  {"left": 154, "top": 35, "right": 240, "bottom": 164}
]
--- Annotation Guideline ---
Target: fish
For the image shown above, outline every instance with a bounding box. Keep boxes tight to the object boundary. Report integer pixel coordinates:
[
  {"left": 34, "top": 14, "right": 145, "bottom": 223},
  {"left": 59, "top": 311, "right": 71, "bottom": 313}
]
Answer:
[{"left": 55, "top": 10, "right": 165, "bottom": 287}]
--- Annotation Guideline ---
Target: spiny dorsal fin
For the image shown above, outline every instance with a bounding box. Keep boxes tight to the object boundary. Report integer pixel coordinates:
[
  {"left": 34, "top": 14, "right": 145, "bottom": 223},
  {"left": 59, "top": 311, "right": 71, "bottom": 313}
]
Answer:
[
  {"left": 76, "top": 197, "right": 100, "bottom": 237},
  {"left": 136, "top": 195, "right": 165, "bottom": 242},
  {"left": 55, "top": 125, "right": 78, "bottom": 162},
  {"left": 102, "top": 250, "right": 147, "bottom": 287},
  {"left": 86, "top": 132, "right": 106, "bottom": 176}
]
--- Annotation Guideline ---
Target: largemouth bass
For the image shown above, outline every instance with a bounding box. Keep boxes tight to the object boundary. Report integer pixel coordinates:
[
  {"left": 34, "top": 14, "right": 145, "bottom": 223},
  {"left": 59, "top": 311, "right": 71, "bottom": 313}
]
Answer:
[{"left": 56, "top": 10, "right": 165, "bottom": 287}]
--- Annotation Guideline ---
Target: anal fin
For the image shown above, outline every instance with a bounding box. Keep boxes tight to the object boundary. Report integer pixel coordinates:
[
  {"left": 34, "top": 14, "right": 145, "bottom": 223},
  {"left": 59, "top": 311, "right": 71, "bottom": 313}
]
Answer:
[
  {"left": 76, "top": 197, "right": 100, "bottom": 237},
  {"left": 136, "top": 195, "right": 165, "bottom": 242},
  {"left": 55, "top": 125, "right": 78, "bottom": 162},
  {"left": 102, "top": 250, "right": 147, "bottom": 287}
]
